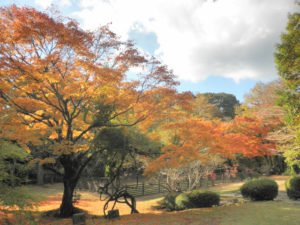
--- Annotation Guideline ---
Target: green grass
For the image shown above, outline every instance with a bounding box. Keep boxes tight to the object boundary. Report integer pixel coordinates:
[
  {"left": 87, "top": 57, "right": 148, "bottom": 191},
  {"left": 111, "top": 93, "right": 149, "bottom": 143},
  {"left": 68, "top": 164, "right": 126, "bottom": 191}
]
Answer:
[
  {"left": 84, "top": 198, "right": 300, "bottom": 225},
  {"left": 24, "top": 183, "right": 64, "bottom": 201},
  {"left": 6, "top": 176, "right": 300, "bottom": 225}
]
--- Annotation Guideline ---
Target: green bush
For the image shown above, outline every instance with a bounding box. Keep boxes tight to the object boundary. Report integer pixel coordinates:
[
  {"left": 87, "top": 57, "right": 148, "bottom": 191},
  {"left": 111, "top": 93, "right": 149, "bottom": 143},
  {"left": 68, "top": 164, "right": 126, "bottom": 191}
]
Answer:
[
  {"left": 175, "top": 193, "right": 191, "bottom": 210},
  {"left": 162, "top": 192, "right": 181, "bottom": 211},
  {"left": 240, "top": 177, "right": 278, "bottom": 201},
  {"left": 187, "top": 190, "right": 220, "bottom": 208},
  {"left": 286, "top": 175, "right": 300, "bottom": 200}
]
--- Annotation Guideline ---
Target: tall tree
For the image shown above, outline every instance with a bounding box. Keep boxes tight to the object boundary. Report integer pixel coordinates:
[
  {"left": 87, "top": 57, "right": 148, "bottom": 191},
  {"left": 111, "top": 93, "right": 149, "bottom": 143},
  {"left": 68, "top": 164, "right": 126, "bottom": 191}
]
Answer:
[
  {"left": 274, "top": 9, "right": 300, "bottom": 171},
  {"left": 237, "top": 79, "right": 285, "bottom": 126},
  {"left": 235, "top": 80, "right": 287, "bottom": 175},
  {"left": 0, "top": 6, "right": 183, "bottom": 217},
  {"left": 204, "top": 93, "right": 240, "bottom": 119},
  {"left": 192, "top": 94, "right": 219, "bottom": 119},
  {"left": 145, "top": 117, "right": 276, "bottom": 180}
]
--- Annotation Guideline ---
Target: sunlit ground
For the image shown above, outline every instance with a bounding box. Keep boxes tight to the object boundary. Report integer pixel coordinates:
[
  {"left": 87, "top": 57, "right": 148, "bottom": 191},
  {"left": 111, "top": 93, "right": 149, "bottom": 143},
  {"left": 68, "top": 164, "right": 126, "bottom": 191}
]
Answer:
[{"left": 1, "top": 176, "right": 300, "bottom": 225}]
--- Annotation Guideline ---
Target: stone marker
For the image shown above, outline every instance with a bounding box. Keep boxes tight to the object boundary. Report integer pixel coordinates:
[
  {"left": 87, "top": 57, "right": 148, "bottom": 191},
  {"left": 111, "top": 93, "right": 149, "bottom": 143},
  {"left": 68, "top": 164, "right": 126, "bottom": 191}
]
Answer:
[
  {"left": 72, "top": 212, "right": 86, "bottom": 225},
  {"left": 107, "top": 209, "right": 120, "bottom": 219}
]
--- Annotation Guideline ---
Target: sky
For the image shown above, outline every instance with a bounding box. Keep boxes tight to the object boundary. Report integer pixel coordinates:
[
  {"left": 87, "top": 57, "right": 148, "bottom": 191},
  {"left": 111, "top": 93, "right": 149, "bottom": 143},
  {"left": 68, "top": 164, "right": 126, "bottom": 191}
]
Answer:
[{"left": 1, "top": 0, "right": 299, "bottom": 102}]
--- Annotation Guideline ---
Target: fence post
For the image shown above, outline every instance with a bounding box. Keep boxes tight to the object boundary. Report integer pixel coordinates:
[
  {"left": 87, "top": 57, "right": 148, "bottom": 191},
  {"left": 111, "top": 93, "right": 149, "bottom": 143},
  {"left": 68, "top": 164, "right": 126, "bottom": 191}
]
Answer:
[
  {"left": 142, "top": 182, "right": 145, "bottom": 196},
  {"left": 158, "top": 179, "right": 161, "bottom": 193}
]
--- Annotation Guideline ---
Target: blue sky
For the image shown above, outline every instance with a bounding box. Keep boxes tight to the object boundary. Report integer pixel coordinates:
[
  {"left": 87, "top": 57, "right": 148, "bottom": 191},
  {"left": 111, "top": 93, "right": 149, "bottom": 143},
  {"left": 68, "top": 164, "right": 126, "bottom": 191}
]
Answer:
[{"left": 1, "top": 0, "right": 298, "bottom": 102}]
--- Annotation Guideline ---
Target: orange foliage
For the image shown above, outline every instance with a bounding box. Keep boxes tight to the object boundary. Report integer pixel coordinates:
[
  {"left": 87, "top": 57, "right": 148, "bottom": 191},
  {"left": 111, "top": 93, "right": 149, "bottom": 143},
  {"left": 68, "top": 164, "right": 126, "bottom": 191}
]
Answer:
[
  {"left": 145, "top": 116, "right": 277, "bottom": 175},
  {"left": 0, "top": 6, "right": 189, "bottom": 216},
  {"left": 0, "top": 5, "right": 184, "bottom": 153}
]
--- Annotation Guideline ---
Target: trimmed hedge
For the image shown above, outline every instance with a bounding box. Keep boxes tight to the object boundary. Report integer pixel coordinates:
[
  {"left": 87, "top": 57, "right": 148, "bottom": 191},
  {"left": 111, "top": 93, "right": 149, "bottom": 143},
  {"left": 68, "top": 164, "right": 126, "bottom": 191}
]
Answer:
[
  {"left": 175, "top": 193, "right": 191, "bottom": 210},
  {"left": 163, "top": 190, "right": 220, "bottom": 211},
  {"left": 240, "top": 177, "right": 278, "bottom": 201},
  {"left": 162, "top": 192, "right": 181, "bottom": 211},
  {"left": 286, "top": 175, "right": 300, "bottom": 200},
  {"left": 187, "top": 190, "right": 220, "bottom": 208}
]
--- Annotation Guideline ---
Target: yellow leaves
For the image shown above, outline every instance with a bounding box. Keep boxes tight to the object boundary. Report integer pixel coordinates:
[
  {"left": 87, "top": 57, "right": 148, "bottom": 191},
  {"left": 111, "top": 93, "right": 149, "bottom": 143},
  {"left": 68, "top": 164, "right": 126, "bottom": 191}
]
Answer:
[
  {"left": 73, "top": 130, "right": 81, "bottom": 137},
  {"left": 24, "top": 145, "right": 31, "bottom": 154},
  {"left": 83, "top": 132, "right": 94, "bottom": 141},
  {"left": 49, "top": 131, "right": 58, "bottom": 140},
  {"left": 51, "top": 141, "right": 74, "bottom": 156},
  {"left": 47, "top": 75, "right": 60, "bottom": 84},
  {"left": 74, "top": 144, "right": 89, "bottom": 153},
  {"left": 14, "top": 98, "right": 47, "bottom": 113}
]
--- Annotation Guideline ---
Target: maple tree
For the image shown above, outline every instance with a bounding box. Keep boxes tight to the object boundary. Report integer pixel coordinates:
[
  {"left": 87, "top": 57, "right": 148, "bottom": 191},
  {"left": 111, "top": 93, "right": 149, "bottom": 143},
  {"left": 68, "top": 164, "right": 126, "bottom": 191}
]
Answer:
[
  {"left": 0, "top": 6, "right": 184, "bottom": 217},
  {"left": 234, "top": 80, "right": 290, "bottom": 175},
  {"left": 145, "top": 117, "right": 277, "bottom": 185}
]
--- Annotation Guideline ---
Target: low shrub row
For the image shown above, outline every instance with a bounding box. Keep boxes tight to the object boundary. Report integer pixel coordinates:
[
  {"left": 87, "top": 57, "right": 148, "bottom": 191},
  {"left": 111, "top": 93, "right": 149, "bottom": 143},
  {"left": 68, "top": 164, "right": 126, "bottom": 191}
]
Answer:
[
  {"left": 162, "top": 190, "right": 220, "bottom": 211},
  {"left": 240, "top": 176, "right": 300, "bottom": 201},
  {"left": 286, "top": 175, "right": 300, "bottom": 200},
  {"left": 240, "top": 177, "right": 278, "bottom": 201},
  {"left": 162, "top": 176, "right": 300, "bottom": 212}
]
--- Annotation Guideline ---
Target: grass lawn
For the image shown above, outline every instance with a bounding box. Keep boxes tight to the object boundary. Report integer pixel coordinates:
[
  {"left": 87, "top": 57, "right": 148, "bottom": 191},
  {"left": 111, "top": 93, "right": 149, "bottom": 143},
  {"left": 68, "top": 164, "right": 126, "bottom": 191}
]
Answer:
[{"left": 1, "top": 176, "right": 300, "bottom": 224}]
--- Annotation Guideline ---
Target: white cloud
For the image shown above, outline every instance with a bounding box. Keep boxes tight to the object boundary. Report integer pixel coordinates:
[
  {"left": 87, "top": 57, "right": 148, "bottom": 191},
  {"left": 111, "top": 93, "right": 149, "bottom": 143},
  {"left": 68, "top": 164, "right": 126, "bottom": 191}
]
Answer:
[
  {"left": 35, "top": 0, "right": 71, "bottom": 9},
  {"left": 73, "top": 0, "right": 298, "bottom": 82}
]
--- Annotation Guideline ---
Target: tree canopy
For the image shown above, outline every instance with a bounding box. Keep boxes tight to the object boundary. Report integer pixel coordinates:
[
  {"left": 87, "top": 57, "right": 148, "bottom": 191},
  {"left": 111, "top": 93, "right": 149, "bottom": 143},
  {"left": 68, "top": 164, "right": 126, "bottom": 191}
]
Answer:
[
  {"left": 274, "top": 10, "right": 300, "bottom": 171},
  {"left": 203, "top": 93, "right": 240, "bottom": 119},
  {"left": 0, "top": 5, "right": 186, "bottom": 217}
]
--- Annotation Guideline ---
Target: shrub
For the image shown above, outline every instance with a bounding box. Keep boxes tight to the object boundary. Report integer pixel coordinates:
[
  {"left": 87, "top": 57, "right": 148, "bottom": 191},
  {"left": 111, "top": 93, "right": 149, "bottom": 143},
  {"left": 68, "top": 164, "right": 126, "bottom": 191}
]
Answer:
[
  {"left": 187, "top": 190, "right": 220, "bottom": 208},
  {"left": 240, "top": 177, "right": 278, "bottom": 201},
  {"left": 286, "top": 175, "right": 300, "bottom": 200},
  {"left": 162, "top": 192, "right": 181, "bottom": 211},
  {"left": 175, "top": 193, "right": 191, "bottom": 210}
]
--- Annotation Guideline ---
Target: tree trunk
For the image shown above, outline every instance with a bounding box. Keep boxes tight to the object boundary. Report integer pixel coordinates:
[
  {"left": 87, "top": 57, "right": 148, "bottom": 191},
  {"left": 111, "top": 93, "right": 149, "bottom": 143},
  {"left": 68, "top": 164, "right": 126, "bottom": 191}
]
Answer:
[
  {"left": 59, "top": 177, "right": 77, "bottom": 217},
  {"left": 37, "top": 164, "right": 44, "bottom": 185},
  {"left": 10, "top": 158, "right": 16, "bottom": 187},
  {"left": 58, "top": 153, "right": 95, "bottom": 217}
]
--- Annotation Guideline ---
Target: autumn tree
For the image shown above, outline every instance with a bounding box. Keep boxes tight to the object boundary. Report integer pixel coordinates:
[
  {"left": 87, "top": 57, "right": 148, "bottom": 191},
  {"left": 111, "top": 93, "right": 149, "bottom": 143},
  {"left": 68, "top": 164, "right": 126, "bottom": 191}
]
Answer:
[
  {"left": 236, "top": 80, "right": 287, "bottom": 174},
  {"left": 145, "top": 117, "right": 276, "bottom": 189},
  {"left": 241, "top": 80, "right": 285, "bottom": 120},
  {"left": 192, "top": 94, "right": 219, "bottom": 119},
  {"left": 0, "top": 6, "right": 183, "bottom": 217},
  {"left": 274, "top": 9, "right": 300, "bottom": 172}
]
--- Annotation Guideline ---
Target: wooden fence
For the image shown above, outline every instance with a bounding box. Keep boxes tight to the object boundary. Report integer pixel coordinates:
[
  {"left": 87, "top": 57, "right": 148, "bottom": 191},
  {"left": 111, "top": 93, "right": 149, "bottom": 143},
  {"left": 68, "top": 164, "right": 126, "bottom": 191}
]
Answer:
[
  {"left": 77, "top": 176, "right": 242, "bottom": 198},
  {"left": 122, "top": 177, "right": 241, "bottom": 197}
]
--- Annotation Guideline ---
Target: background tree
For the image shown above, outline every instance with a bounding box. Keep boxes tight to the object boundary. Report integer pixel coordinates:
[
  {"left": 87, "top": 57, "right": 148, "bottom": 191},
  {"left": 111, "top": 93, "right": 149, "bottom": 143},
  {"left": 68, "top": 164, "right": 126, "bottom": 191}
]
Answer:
[
  {"left": 204, "top": 93, "right": 240, "bottom": 120},
  {"left": 240, "top": 80, "right": 285, "bottom": 121},
  {"left": 0, "top": 141, "right": 38, "bottom": 223},
  {"left": 145, "top": 116, "right": 276, "bottom": 190},
  {"left": 236, "top": 80, "right": 286, "bottom": 175},
  {"left": 0, "top": 6, "right": 183, "bottom": 217},
  {"left": 192, "top": 94, "right": 219, "bottom": 119},
  {"left": 274, "top": 9, "right": 300, "bottom": 172},
  {"left": 82, "top": 127, "right": 161, "bottom": 183}
]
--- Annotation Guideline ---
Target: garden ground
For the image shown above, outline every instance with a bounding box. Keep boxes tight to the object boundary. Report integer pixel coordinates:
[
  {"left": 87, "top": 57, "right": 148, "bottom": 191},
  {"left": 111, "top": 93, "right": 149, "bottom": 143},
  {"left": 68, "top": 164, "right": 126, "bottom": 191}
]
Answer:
[{"left": 1, "top": 176, "right": 300, "bottom": 225}]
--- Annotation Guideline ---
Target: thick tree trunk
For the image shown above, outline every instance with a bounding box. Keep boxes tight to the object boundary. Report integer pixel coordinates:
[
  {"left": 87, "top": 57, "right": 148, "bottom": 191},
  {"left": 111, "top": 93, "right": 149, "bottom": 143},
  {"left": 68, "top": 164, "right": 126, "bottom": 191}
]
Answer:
[
  {"left": 58, "top": 152, "right": 97, "bottom": 217},
  {"left": 59, "top": 177, "right": 77, "bottom": 217}
]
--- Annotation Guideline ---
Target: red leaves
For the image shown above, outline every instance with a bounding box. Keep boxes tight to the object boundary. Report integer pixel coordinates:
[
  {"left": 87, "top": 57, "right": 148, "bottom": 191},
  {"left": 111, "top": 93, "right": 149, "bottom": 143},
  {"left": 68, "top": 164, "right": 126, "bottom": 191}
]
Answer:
[{"left": 145, "top": 116, "right": 277, "bottom": 175}]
